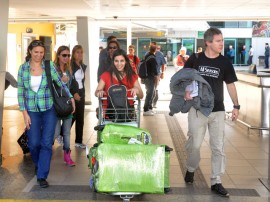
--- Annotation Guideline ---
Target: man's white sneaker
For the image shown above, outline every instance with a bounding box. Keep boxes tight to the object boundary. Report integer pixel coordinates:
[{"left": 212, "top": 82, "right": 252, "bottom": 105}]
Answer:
[
  {"left": 75, "top": 143, "right": 86, "bottom": 149},
  {"left": 143, "top": 111, "right": 154, "bottom": 116},
  {"left": 150, "top": 109, "right": 156, "bottom": 114}
]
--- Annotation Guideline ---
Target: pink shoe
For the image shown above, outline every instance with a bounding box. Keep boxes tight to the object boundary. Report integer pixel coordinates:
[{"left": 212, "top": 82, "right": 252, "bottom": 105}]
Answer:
[{"left": 64, "top": 150, "right": 75, "bottom": 167}]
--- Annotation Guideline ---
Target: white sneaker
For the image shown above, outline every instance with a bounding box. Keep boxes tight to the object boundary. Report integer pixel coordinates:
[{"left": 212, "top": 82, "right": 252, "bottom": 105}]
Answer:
[
  {"left": 150, "top": 109, "right": 156, "bottom": 114},
  {"left": 143, "top": 111, "right": 154, "bottom": 116},
  {"left": 75, "top": 143, "right": 86, "bottom": 149}
]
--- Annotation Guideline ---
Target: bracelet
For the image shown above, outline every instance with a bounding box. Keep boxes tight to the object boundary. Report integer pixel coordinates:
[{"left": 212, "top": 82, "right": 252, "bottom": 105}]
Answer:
[{"left": 233, "top": 105, "right": 240, "bottom": 110}]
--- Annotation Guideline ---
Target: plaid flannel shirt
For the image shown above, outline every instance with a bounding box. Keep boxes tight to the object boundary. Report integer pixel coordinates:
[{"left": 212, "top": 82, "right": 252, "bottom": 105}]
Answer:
[{"left": 17, "top": 60, "right": 72, "bottom": 112}]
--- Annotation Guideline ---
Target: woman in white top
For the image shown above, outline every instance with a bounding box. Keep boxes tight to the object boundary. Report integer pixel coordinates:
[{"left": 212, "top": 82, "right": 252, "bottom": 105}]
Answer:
[{"left": 70, "top": 45, "right": 87, "bottom": 149}]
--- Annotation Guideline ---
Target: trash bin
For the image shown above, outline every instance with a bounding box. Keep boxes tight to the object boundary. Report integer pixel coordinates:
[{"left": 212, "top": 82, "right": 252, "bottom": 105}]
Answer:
[{"left": 258, "top": 56, "right": 265, "bottom": 66}]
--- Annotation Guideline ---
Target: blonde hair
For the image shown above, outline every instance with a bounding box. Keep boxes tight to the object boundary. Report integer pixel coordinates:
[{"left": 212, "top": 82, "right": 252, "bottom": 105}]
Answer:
[
  {"left": 54, "top": 45, "right": 72, "bottom": 74},
  {"left": 71, "top": 45, "right": 84, "bottom": 65}
]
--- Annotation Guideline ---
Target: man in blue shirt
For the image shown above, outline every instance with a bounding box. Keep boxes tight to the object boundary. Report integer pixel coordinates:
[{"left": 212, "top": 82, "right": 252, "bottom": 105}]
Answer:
[{"left": 152, "top": 45, "right": 166, "bottom": 108}]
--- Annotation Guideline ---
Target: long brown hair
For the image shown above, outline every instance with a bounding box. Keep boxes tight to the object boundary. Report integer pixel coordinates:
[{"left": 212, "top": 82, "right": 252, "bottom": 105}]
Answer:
[
  {"left": 54, "top": 45, "right": 72, "bottom": 74},
  {"left": 71, "top": 45, "right": 84, "bottom": 65},
  {"left": 110, "top": 49, "right": 135, "bottom": 86}
]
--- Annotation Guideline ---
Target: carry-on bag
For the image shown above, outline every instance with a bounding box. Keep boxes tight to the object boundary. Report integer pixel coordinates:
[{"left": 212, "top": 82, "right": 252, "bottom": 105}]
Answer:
[
  {"left": 94, "top": 123, "right": 151, "bottom": 145},
  {"left": 89, "top": 144, "right": 170, "bottom": 193},
  {"left": 17, "top": 128, "right": 29, "bottom": 154}
]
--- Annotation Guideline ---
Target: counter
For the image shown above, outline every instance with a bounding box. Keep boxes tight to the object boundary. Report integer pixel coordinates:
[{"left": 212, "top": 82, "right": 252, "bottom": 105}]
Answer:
[{"left": 235, "top": 70, "right": 270, "bottom": 135}]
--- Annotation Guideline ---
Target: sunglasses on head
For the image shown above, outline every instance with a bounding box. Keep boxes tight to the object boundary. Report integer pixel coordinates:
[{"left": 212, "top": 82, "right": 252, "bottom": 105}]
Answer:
[
  {"left": 61, "top": 54, "right": 71, "bottom": 58},
  {"left": 109, "top": 46, "right": 117, "bottom": 50},
  {"left": 31, "top": 40, "right": 45, "bottom": 47}
]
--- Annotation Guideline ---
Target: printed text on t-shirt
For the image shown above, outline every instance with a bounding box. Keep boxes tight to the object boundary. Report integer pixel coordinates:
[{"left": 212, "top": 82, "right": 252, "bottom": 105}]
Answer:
[{"left": 198, "top": 66, "right": 220, "bottom": 78}]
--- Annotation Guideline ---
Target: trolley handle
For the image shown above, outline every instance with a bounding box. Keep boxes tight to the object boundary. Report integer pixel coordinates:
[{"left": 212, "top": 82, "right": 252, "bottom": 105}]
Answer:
[{"left": 99, "top": 96, "right": 139, "bottom": 101}]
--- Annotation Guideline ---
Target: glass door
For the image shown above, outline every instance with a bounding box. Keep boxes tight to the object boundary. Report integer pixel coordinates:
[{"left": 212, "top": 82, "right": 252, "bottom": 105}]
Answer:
[{"left": 224, "top": 39, "right": 237, "bottom": 65}]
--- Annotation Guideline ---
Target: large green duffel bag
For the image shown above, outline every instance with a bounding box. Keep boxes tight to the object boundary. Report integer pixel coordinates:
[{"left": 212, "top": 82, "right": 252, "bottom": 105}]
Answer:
[
  {"left": 95, "top": 123, "right": 152, "bottom": 145},
  {"left": 89, "top": 143, "right": 171, "bottom": 193}
]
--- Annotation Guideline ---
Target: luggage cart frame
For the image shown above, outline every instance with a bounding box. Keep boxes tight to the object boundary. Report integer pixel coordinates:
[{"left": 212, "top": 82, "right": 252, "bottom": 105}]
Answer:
[
  {"left": 91, "top": 96, "right": 142, "bottom": 201},
  {"left": 98, "top": 97, "right": 141, "bottom": 128}
]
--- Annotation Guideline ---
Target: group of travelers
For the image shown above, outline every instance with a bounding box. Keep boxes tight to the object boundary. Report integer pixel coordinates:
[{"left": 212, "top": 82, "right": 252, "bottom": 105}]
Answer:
[{"left": 15, "top": 27, "right": 241, "bottom": 198}]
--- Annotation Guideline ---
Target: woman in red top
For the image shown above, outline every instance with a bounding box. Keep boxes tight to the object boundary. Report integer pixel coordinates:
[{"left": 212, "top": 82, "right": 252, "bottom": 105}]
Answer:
[{"left": 95, "top": 49, "right": 143, "bottom": 99}]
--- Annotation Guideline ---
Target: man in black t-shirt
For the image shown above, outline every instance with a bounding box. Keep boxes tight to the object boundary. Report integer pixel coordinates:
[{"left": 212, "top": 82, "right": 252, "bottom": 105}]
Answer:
[{"left": 183, "top": 28, "right": 240, "bottom": 197}]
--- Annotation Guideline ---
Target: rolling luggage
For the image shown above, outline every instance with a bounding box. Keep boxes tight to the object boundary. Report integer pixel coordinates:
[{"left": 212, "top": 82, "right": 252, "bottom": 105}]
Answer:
[
  {"left": 88, "top": 117, "right": 172, "bottom": 201},
  {"left": 89, "top": 143, "right": 171, "bottom": 193}
]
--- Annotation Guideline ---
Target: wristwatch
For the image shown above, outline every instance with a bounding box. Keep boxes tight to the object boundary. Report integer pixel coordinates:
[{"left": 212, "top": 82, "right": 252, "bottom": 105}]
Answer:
[{"left": 233, "top": 105, "right": 240, "bottom": 110}]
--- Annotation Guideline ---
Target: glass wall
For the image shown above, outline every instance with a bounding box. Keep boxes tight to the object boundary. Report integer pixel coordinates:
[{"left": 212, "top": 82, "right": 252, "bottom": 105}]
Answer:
[
  {"left": 136, "top": 37, "right": 195, "bottom": 65},
  {"left": 224, "top": 38, "right": 251, "bottom": 65}
]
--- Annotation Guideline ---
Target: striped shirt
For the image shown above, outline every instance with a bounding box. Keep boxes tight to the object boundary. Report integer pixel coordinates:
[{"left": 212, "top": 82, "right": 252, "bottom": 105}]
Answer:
[{"left": 17, "top": 60, "right": 72, "bottom": 112}]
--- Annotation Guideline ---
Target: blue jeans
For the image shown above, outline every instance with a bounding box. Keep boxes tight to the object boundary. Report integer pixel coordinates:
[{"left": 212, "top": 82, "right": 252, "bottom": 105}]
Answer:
[
  {"left": 27, "top": 107, "right": 57, "bottom": 179},
  {"left": 54, "top": 118, "right": 72, "bottom": 152},
  {"left": 143, "top": 77, "right": 156, "bottom": 112},
  {"left": 265, "top": 55, "right": 269, "bottom": 68}
]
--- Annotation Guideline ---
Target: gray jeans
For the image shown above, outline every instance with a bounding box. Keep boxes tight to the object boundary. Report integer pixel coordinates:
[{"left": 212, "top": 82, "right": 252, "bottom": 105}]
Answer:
[
  {"left": 185, "top": 107, "right": 226, "bottom": 185},
  {"left": 143, "top": 77, "right": 156, "bottom": 112}
]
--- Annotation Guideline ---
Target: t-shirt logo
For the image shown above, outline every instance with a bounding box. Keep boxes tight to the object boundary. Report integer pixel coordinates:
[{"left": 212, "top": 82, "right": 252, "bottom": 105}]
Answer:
[{"left": 198, "top": 66, "right": 220, "bottom": 78}]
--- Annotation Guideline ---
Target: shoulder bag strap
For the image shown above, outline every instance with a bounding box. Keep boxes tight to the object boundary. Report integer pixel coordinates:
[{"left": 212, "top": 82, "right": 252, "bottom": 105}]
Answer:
[{"left": 44, "top": 60, "right": 54, "bottom": 97}]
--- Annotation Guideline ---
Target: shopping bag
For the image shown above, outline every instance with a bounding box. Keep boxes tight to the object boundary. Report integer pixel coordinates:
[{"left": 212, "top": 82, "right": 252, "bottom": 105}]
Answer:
[{"left": 17, "top": 129, "right": 29, "bottom": 154}]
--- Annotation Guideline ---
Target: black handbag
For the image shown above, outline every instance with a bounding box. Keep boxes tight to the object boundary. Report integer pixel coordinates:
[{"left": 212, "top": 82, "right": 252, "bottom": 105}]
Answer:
[
  {"left": 17, "top": 128, "right": 29, "bottom": 154},
  {"left": 44, "top": 60, "right": 73, "bottom": 118}
]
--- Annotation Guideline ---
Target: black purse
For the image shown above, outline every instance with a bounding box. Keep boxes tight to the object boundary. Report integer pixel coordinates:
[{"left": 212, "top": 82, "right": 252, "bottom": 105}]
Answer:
[
  {"left": 44, "top": 60, "right": 73, "bottom": 118},
  {"left": 17, "top": 128, "right": 29, "bottom": 154}
]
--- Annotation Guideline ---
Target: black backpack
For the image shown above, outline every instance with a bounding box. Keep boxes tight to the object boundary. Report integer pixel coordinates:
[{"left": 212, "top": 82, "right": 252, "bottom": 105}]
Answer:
[
  {"left": 137, "top": 55, "right": 155, "bottom": 78},
  {"left": 106, "top": 85, "right": 134, "bottom": 122}
]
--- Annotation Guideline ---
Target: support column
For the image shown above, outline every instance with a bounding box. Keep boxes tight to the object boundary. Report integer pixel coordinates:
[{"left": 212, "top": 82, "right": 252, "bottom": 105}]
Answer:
[
  {"left": 76, "top": 17, "right": 92, "bottom": 105},
  {"left": 0, "top": 0, "right": 9, "bottom": 166},
  {"left": 126, "top": 21, "right": 132, "bottom": 50},
  {"left": 87, "top": 20, "right": 100, "bottom": 104}
]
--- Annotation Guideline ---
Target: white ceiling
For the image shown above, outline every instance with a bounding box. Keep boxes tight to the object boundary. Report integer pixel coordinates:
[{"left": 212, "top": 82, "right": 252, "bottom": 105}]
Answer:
[{"left": 8, "top": 0, "right": 270, "bottom": 32}]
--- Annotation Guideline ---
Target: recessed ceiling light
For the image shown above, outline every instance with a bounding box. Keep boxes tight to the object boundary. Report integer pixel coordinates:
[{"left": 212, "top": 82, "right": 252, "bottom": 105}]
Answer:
[{"left": 131, "top": 4, "right": 139, "bottom": 7}]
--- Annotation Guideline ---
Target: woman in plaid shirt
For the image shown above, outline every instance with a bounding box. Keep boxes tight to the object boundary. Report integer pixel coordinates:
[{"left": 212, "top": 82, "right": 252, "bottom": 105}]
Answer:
[{"left": 17, "top": 40, "right": 75, "bottom": 188}]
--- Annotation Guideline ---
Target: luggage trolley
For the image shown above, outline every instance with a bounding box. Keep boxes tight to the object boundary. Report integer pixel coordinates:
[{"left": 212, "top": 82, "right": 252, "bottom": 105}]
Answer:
[
  {"left": 87, "top": 96, "right": 171, "bottom": 202},
  {"left": 97, "top": 96, "right": 141, "bottom": 128}
]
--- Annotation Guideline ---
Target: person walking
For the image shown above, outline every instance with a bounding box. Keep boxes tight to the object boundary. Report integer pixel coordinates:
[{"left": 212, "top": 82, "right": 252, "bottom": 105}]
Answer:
[
  {"left": 264, "top": 43, "right": 269, "bottom": 69},
  {"left": 143, "top": 42, "right": 158, "bottom": 116},
  {"left": 17, "top": 40, "right": 75, "bottom": 188},
  {"left": 240, "top": 45, "right": 246, "bottom": 65},
  {"left": 183, "top": 28, "right": 240, "bottom": 197},
  {"left": 54, "top": 46, "right": 76, "bottom": 166},
  {"left": 228, "top": 45, "right": 235, "bottom": 64},
  {"left": 97, "top": 36, "right": 118, "bottom": 82},
  {"left": 174, "top": 47, "right": 189, "bottom": 72},
  {"left": 152, "top": 45, "right": 166, "bottom": 108},
  {"left": 70, "top": 45, "right": 87, "bottom": 149},
  {"left": 247, "top": 45, "right": 254, "bottom": 65},
  {"left": 127, "top": 44, "right": 140, "bottom": 73}
]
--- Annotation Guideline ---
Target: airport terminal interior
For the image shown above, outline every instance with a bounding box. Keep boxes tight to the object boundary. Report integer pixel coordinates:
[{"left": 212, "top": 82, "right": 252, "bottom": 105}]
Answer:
[
  {"left": 1, "top": 0, "right": 270, "bottom": 202},
  {"left": 1, "top": 66, "right": 270, "bottom": 202}
]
